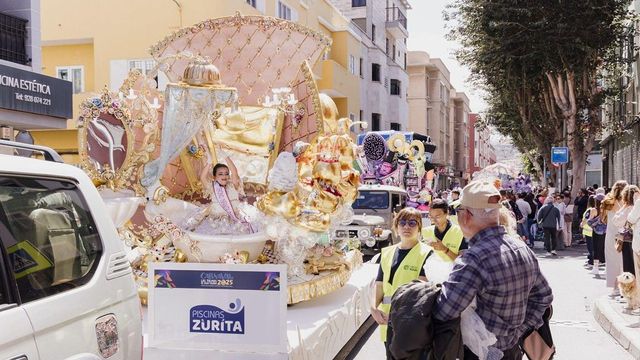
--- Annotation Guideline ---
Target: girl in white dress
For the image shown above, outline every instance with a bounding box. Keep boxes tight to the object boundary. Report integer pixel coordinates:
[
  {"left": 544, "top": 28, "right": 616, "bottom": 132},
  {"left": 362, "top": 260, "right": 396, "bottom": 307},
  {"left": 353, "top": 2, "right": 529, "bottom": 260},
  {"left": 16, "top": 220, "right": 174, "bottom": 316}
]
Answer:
[{"left": 185, "top": 150, "right": 255, "bottom": 234}]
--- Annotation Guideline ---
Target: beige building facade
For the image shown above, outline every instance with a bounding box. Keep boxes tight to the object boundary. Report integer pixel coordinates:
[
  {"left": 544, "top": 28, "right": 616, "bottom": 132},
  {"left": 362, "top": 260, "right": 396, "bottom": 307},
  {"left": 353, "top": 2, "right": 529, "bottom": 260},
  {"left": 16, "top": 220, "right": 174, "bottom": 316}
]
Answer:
[
  {"left": 407, "top": 50, "right": 473, "bottom": 188},
  {"left": 328, "top": 0, "right": 411, "bottom": 131},
  {"left": 38, "top": 0, "right": 362, "bottom": 162}
]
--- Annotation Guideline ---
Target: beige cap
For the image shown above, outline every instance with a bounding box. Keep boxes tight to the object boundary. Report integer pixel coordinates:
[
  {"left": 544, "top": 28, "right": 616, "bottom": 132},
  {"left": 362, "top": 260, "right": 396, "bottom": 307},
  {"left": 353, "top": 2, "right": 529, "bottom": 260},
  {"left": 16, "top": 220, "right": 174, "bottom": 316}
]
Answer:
[{"left": 460, "top": 180, "right": 502, "bottom": 209}]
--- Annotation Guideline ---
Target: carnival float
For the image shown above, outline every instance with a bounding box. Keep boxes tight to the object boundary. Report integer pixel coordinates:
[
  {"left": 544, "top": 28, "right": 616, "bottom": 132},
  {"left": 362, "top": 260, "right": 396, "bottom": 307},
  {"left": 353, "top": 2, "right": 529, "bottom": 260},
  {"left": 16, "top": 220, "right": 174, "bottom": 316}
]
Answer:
[
  {"left": 355, "top": 131, "right": 437, "bottom": 210},
  {"left": 77, "top": 13, "right": 366, "bottom": 305}
]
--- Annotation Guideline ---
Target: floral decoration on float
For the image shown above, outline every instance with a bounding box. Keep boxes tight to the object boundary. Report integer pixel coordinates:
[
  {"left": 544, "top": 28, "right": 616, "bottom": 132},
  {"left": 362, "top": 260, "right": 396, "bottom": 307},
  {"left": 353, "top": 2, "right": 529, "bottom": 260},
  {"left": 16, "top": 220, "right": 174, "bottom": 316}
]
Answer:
[{"left": 77, "top": 13, "right": 363, "bottom": 305}]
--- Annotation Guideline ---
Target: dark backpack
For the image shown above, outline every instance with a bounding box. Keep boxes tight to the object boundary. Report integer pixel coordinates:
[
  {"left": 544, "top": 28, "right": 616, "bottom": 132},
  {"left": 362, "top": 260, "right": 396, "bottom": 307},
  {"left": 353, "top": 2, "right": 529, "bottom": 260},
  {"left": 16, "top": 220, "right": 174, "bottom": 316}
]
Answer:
[{"left": 511, "top": 201, "right": 524, "bottom": 221}]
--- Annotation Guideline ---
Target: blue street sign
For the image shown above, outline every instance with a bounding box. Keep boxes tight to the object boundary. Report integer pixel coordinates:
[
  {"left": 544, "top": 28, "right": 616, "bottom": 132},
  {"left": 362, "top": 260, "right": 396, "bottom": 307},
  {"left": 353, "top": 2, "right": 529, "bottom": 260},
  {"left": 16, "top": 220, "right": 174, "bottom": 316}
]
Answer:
[{"left": 551, "top": 147, "right": 569, "bottom": 164}]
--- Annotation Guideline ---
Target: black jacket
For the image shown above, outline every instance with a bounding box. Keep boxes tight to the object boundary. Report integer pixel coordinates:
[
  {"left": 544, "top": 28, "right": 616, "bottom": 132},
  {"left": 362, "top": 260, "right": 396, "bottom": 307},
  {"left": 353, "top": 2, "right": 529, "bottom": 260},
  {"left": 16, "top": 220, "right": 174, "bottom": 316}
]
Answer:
[{"left": 388, "top": 280, "right": 464, "bottom": 360}]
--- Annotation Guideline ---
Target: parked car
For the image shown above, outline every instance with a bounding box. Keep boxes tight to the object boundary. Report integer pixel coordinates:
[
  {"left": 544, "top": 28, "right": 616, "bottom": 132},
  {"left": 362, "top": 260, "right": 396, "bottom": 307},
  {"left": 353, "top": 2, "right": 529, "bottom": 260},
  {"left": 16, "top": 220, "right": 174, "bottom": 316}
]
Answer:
[
  {"left": 333, "top": 185, "right": 407, "bottom": 256},
  {"left": 0, "top": 140, "right": 142, "bottom": 360}
]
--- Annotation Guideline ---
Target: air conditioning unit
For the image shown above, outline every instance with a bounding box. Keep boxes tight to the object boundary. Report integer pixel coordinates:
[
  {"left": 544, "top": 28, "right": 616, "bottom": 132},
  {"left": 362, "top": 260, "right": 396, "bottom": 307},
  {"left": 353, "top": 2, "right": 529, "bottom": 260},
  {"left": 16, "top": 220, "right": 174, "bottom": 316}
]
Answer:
[{"left": 0, "top": 126, "right": 14, "bottom": 141}]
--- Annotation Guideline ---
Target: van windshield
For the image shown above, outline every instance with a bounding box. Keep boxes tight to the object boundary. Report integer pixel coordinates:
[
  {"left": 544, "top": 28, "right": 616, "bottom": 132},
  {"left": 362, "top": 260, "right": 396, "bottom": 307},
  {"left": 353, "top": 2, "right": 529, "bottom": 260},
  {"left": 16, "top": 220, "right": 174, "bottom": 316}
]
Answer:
[{"left": 352, "top": 191, "right": 389, "bottom": 209}]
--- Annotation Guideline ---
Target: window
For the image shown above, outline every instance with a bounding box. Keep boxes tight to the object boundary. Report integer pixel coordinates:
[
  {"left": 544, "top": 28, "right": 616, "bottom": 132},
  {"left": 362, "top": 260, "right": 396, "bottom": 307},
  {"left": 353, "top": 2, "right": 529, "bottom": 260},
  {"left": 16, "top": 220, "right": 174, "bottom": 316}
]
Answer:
[
  {"left": 372, "top": 24, "right": 376, "bottom": 42},
  {"left": 0, "top": 176, "right": 103, "bottom": 303},
  {"left": 372, "top": 63, "right": 381, "bottom": 82},
  {"left": 372, "top": 113, "right": 381, "bottom": 131},
  {"left": 390, "top": 79, "right": 401, "bottom": 96},
  {"left": 278, "top": 1, "right": 293, "bottom": 20},
  {"left": 349, "top": 55, "right": 356, "bottom": 75},
  {"left": 128, "top": 59, "right": 156, "bottom": 75},
  {"left": 390, "top": 122, "right": 401, "bottom": 131},
  {"left": 385, "top": 38, "right": 389, "bottom": 55},
  {"left": 359, "top": 110, "right": 364, "bottom": 124},
  {"left": 56, "top": 66, "right": 84, "bottom": 94},
  {"left": 0, "top": 13, "right": 28, "bottom": 65},
  {"left": 352, "top": 0, "right": 366, "bottom": 7},
  {"left": 359, "top": 58, "right": 364, "bottom": 78},
  {"left": 246, "top": 0, "right": 256, "bottom": 7},
  {"left": 353, "top": 191, "right": 389, "bottom": 210},
  {"left": 392, "top": 45, "right": 396, "bottom": 61}
]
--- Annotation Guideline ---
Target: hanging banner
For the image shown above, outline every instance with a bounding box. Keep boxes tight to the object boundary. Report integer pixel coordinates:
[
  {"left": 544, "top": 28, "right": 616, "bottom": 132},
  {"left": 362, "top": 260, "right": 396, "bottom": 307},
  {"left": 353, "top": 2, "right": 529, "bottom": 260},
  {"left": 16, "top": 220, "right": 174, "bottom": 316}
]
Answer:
[{"left": 148, "top": 262, "right": 288, "bottom": 358}]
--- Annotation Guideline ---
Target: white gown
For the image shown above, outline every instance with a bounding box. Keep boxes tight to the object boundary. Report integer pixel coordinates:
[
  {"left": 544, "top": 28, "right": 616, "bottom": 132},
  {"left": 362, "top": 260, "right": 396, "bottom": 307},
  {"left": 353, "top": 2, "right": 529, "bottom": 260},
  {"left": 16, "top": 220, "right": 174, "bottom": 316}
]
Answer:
[
  {"left": 184, "top": 184, "right": 255, "bottom": 235},
  {"left": 605, "top": 213, "right": 622, "bottom": 288}
]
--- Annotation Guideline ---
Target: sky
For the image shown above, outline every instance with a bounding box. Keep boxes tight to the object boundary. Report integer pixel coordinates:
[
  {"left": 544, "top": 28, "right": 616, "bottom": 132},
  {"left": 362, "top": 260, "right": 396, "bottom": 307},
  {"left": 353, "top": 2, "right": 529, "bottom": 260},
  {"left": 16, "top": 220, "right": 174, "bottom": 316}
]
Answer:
[{"left": 406, "top": 0, "right": 487, "bottom": 113}]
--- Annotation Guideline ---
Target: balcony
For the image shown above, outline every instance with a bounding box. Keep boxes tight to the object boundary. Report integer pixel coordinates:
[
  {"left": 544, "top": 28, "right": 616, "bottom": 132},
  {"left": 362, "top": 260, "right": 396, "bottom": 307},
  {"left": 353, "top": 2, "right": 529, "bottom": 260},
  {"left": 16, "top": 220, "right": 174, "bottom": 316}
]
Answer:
[
  {"left": 0, "top": 12, "right": 29, "bottom": 65},
  {"left": 386, "top": 6, "right": 408, "bottom": 38},
  {"left": 316, "top": 59, "right": 360, "bottom": 105}
]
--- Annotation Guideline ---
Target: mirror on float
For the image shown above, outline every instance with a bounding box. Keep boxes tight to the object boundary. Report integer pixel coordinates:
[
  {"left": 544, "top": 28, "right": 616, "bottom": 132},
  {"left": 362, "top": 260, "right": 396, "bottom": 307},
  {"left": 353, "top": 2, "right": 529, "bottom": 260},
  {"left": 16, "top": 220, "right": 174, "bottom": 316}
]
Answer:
[{"left": 78, "top": 87, "right": 135, "bottom": 189}]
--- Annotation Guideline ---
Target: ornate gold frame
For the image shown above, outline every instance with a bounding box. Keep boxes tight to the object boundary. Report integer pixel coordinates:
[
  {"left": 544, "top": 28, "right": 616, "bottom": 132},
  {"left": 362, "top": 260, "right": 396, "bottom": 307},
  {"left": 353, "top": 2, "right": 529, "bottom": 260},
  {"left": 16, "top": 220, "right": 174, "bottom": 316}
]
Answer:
[{"left": 78, "top": 87, "right": 138, "bottom": 190}]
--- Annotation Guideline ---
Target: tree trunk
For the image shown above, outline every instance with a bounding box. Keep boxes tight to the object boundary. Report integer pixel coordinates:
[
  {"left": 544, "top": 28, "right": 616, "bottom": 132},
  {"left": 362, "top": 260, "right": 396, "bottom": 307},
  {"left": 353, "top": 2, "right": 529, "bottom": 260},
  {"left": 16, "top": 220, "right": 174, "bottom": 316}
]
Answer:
[{"left": 571, "top": 149, "right": 587, "bottom": 197}]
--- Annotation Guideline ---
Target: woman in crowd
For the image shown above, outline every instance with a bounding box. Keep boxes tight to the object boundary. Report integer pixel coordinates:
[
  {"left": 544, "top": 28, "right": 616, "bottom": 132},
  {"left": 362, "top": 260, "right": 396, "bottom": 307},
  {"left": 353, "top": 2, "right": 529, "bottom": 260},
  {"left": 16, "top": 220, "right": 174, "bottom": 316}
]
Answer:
[
  {"left": 587, "top": 194, "right": 607, "bottom": 276},
  {"left": 372, "top": 207, "right": 433, "bottom": 359},
  {"left": 574, "top": 188, "right": 590, "bottom": 243},
  {"left": 614, "top": 185, "right": 640, "bottom": 275},
  {"left": 627, "top": 188, "right": 640, "bottom": 284},
  {"left": 581, "top": 195, "right": 595, "bottom": 268},
  {"left": 603, "top": 180, "right": 628, "bottom": 296}
]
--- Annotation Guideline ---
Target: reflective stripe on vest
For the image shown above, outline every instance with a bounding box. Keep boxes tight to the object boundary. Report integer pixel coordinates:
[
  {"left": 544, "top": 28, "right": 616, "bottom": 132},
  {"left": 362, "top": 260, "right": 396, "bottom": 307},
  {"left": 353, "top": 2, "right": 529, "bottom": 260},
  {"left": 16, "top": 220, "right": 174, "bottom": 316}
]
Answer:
[
  {"left": 378, "top": 242, "right": 431, "bottom": 342},
  {"left": 421, "top": 224, "right": 464, "bottom": 262}
]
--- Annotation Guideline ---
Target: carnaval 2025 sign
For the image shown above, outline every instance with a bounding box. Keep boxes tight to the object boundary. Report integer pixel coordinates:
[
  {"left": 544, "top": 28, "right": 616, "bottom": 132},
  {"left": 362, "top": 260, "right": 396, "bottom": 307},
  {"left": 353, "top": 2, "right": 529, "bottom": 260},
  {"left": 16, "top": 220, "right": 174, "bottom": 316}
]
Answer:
[
  {"left": 0, "top": 63, "right": 72, "bottom": 119},
  {"left": 147, "top": 262, "right": 288, "bottom": 358}
]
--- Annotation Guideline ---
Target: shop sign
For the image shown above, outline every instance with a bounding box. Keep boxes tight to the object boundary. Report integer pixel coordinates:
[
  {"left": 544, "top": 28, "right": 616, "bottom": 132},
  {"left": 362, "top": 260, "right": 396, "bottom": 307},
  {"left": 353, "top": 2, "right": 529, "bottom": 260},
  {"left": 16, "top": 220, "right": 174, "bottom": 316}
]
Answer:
[
  {"left": 0, "top": 63, "right": 72, "bottom": 119},
  {"left": 148, "top": 262, "right": 288, "bottom": 357}
]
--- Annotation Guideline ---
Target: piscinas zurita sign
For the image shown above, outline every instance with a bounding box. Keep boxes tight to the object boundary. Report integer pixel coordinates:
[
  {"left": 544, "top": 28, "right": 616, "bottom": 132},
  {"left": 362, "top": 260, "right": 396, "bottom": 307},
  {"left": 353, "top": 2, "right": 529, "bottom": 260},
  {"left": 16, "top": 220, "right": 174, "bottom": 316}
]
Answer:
[{"left": 0, "top": 63, "right": 72, "bottom": 119}]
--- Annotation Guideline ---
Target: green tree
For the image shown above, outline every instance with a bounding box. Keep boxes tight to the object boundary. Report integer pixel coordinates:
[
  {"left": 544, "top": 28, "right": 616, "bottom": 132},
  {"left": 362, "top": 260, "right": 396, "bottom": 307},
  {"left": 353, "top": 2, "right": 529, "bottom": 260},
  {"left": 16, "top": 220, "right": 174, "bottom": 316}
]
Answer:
[{"left": 448, "top": 0, "right": 632, "bottom": 195}]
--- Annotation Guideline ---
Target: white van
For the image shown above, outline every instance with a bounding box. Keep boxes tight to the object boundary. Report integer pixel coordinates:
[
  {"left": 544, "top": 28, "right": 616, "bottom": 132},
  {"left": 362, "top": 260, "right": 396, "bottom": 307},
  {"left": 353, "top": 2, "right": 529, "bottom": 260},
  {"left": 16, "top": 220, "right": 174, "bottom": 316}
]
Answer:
[{"left": 0, "top": 140, "right": 142, "bottom": 360}]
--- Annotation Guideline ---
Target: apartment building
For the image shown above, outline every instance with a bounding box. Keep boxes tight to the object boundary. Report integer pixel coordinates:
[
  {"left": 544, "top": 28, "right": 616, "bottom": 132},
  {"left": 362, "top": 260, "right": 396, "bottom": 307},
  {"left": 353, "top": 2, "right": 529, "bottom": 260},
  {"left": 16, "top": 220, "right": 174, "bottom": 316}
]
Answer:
[
  {"left": 37, "top": 0, "right": 361, "bottom": 162},
  {"left": 468, "top": 113, "right": 495, "bottom": 177},
  {"left": 329, "top": 0, "right": 410, "bottom": 131},
  {"left": 600, "top": 0, "right": 640, "bottom": 186},
  {"left": 452, "top": 91, "right": 470, "bottom": 184},
  {"left": 0, "top": 0, "right": 71, "bottom": 144},
  {"left": 407, "top": 51, "right": 462, "bottom": 189}
]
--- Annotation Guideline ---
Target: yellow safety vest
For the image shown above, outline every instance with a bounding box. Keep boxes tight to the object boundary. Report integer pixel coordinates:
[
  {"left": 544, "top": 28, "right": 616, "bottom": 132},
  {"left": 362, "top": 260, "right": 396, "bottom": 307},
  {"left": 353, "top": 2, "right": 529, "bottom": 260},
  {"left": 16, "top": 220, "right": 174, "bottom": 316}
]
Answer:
[
  {"left": 582, "top": 209, "right": 593, "bottom": 237},
  {"left": 378, "top": 242, "right": 431, "bottom": 342},
  {"left": 422, "top": 223, "right": 464, "bottom": 262}
]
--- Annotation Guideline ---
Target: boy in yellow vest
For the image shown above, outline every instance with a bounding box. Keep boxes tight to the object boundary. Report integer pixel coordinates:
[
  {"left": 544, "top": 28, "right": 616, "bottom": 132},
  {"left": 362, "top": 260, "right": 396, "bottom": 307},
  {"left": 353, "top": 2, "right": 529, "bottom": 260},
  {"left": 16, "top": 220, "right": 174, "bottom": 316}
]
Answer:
[
  {"left": 371, "top": 207, "right": 433, "bottom": 358},
  {"left": 422, "top": 198, "right": 467, "bottom": 262}
]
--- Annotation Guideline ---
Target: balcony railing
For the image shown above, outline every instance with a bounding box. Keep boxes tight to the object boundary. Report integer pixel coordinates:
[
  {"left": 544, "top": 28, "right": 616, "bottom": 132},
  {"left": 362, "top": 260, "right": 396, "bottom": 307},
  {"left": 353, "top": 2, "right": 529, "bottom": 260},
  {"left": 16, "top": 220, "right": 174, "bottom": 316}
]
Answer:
[
  {"left": 0, "top": 12, "right": 29, "bottom": 65},
  {"left": 386, "top": 6, "right": 407, "bottom": 30}
]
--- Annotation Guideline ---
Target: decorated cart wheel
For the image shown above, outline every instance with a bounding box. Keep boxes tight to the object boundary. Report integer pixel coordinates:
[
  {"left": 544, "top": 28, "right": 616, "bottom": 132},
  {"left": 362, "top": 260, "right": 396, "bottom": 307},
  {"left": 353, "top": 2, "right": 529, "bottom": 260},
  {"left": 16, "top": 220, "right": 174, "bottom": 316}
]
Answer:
[{"left": 362, "top": 132, "right": 387, "bottom": 162}]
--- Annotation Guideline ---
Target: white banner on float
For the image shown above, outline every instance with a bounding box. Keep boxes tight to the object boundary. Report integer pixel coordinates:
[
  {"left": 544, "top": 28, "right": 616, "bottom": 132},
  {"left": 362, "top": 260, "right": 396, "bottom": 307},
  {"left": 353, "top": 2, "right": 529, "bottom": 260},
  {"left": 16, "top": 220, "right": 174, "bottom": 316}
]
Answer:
[{"left": 148, "top": 262, "right": 287, "bottom": 357}]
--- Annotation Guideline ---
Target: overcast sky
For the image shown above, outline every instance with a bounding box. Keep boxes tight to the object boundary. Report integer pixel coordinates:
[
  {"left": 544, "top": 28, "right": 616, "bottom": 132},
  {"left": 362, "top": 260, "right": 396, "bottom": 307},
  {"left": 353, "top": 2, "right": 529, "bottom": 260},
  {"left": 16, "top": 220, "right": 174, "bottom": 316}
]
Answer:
[{"left": 406, "top": 0, "right": 487, "bottom": 112}]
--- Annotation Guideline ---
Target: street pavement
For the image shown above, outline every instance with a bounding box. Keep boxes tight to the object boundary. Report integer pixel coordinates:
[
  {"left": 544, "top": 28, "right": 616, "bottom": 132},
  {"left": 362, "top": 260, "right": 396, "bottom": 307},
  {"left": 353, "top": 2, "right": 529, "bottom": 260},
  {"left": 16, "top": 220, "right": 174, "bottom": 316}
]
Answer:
[{"left": 353, "top": 242, "right": 633, "bottom": 359}]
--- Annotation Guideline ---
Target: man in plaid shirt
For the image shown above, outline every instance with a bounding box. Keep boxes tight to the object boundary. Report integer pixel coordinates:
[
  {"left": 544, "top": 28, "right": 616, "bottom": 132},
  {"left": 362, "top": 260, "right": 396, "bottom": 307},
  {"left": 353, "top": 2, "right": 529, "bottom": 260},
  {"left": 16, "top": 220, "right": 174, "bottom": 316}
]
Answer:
[{"left": 434, "top": 181, "right": 553, "bottom": 359}]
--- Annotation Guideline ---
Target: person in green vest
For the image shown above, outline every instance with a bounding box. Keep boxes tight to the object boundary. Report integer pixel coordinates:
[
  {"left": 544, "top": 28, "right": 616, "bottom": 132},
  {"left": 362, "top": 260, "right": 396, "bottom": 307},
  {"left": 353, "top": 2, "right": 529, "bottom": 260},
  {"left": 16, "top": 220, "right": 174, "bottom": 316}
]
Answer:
[
  {"left": 371, "top": 207, "right": 434, "bottom": 358},
  {"left": 423, "top": 198, "right": 468, "bottom": 262}
]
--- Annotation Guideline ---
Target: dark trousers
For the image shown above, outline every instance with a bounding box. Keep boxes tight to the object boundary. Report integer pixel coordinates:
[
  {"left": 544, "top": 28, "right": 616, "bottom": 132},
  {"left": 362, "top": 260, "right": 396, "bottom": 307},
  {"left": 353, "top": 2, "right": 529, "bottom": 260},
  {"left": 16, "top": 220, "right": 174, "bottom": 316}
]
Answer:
[
  {"left": 543, "top": 227, "right": 557, "bottom": 251},
  {"left": 593, "top": 232, "right": 606, "bottom": 262},
  {"left": 623, "top": 241, "right": 635, "bottom": 274},
  {"left": 463, "top": 345, "right": 523, "bottom": 360},
  {"left": 586, "top": 235, "right": 593, "bottom": 264}
]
